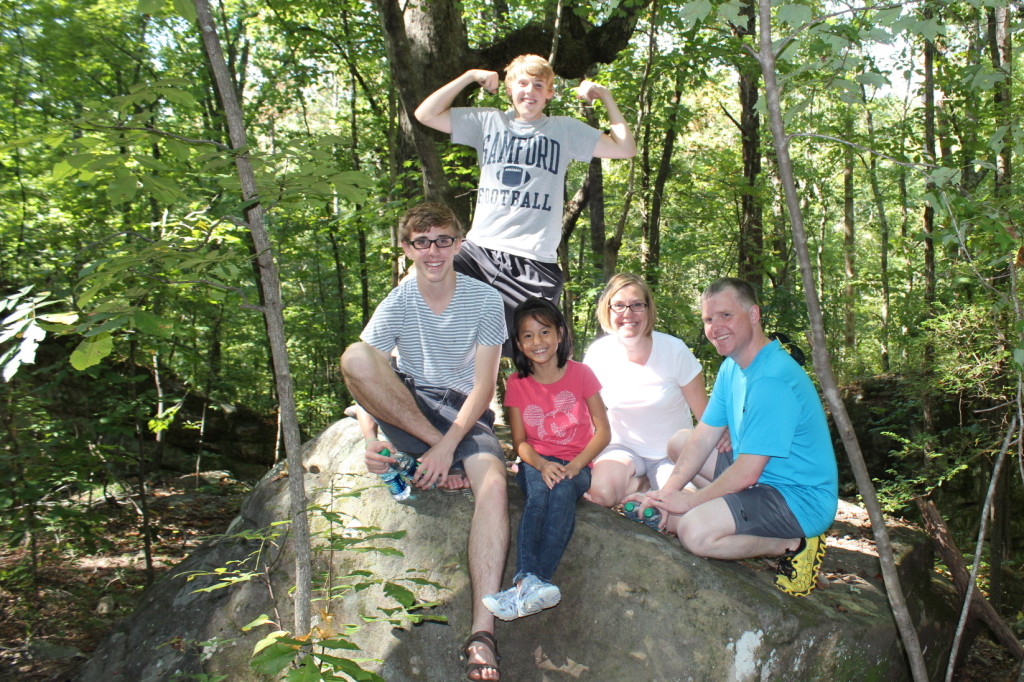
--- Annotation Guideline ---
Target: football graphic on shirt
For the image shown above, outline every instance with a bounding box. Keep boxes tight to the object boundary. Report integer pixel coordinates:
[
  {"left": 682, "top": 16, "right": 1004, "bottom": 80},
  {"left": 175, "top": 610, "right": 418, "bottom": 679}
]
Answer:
[{"left": 497, "top": 165, "right": 531, "bottom": 187}]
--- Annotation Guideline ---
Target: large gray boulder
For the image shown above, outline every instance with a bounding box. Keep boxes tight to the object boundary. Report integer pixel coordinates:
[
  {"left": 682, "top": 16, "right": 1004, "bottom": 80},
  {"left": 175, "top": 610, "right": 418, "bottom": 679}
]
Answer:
[{"left": 77, "top": 418, "right": 955, "bottom": 681}]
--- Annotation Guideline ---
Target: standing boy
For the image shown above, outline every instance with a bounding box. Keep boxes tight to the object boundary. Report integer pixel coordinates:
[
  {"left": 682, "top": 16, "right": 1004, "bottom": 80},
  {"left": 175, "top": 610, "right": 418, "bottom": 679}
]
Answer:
[
  {"left": 415, "top": 55, "right": 636, "bottom": 352},
  {"left": 340, "top": 202, "right": 509, "bottom": 680}
]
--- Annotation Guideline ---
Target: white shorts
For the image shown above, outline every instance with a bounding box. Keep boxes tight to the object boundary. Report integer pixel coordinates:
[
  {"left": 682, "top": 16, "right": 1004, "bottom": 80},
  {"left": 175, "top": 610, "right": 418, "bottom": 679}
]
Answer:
[{"left": 593, "top": 445, "right": 676, "bottom": 491}]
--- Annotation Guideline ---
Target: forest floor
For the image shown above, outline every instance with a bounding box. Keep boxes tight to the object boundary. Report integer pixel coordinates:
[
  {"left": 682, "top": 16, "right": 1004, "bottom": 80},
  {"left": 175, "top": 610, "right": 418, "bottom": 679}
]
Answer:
[{"left": 0, "top": 471, "right": 1021, "bottom": 681}]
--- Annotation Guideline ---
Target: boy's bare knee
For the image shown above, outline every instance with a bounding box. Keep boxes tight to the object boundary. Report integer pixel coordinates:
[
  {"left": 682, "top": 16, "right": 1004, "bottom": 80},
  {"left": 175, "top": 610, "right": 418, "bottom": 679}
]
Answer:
[{"left": 340, "top": 342, "right": 373, "bottom": 381}]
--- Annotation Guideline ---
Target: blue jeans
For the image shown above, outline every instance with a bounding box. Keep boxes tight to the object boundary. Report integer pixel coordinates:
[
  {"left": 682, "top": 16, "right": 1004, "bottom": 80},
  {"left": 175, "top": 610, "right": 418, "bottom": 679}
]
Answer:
[{"left": 514, "top": 456, "right": 592, "bottom": 582}]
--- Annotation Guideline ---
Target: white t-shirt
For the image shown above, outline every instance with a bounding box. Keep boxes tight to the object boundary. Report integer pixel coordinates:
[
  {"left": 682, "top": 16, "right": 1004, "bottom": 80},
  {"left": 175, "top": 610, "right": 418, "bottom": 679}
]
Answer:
[{"left": 583, "top": 331, "right": 702, "bottom": 460}]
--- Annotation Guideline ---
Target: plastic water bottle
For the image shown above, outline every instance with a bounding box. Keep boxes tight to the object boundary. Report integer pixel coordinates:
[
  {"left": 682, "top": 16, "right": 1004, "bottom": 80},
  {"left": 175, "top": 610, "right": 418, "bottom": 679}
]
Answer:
[
  {"left": 391, "top": 451, "right": 420, "bottom": 479},
  {"left": 378, "top": 448, "right": 412, "bottom": 501},
  {"left": 623, "top": 500, "right": 662, "bottom": 530},
  {"left": 392, "top": 450, "right": 438, "bottom": 491}
]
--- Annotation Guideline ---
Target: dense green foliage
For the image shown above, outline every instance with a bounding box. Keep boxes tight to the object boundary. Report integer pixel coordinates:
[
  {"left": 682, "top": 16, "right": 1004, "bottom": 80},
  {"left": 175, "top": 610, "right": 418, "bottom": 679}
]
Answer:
[{"left": 1, "top": 0, "right": 1022, "bottom": 648}]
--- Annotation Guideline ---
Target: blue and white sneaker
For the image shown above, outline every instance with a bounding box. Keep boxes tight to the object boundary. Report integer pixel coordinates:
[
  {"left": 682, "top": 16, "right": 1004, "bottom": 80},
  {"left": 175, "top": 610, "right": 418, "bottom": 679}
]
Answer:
[
  {"left": 482, "top": 585, "right": 520, "bottom": 621},
  {"left": 516, "top": 574, "right": 561, "bottom": 617}
]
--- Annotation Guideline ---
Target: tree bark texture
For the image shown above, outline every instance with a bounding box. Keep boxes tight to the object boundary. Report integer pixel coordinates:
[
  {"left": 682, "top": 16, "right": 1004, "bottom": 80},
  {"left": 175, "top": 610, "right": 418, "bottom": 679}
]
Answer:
[
  {"left": 734, "top": 0, "right": 764, "bottom": 292},
  {"left": 753, "top": 2, "right": 929, "bottom": 679},
  {"left": 916, "top": 498, "right": 1024, "bottom": 664},
  {"left": 195, "top": 0, "right": 312, "bottom": 638}
]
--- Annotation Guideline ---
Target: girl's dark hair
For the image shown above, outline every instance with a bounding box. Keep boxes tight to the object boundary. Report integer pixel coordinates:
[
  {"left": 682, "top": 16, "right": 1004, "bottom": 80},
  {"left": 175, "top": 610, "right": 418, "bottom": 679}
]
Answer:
[{"left": 511, "top": 297, "right": 572, "bottom": 377}]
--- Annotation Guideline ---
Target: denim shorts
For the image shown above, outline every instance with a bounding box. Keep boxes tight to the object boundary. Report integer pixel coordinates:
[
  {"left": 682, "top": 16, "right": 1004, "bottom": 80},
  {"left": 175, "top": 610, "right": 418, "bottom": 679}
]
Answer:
[
  {"left": 715, "top": 450, "right": 805, "bottom": 539},
  {"left": 374, "top": 371, "right": 503, "bottom": 470}
]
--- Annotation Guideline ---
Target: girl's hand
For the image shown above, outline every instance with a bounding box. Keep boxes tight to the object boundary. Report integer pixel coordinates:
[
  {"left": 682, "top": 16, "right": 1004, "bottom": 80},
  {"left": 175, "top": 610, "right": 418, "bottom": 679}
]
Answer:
[{"left": 539, "top": 459, "right": 566, "bottom": 489}]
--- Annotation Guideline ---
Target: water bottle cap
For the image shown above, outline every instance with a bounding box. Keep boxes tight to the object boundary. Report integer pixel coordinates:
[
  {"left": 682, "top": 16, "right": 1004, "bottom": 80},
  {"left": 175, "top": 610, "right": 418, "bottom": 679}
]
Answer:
[
  {"left": 643, "top": 507, "right": 655, "bottom": 518},
  {"left": 624, "top": 501, "right": 637, "bottom": 512}
]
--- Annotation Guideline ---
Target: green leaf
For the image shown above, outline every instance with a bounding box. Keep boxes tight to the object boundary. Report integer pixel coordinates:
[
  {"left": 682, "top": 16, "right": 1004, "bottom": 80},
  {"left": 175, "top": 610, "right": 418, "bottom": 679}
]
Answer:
[
  {"left": 138, "top": 0, "right": 164, "bottom": 14},
  {"left": 285, "top": 655, "right": 324, "bottom": 682},
  {"left": 70, "top": 333, "right": 114, "bottom": 371},
  {"left": 382, "top": 582, "right": 415, "bottom": 608},
  {"left": 680, "top": 0, "right": 713, "bottom": 27},
  {"left": 159, "top": 87, "right": 197, "bottom": 107},
  {"left": 132, "top": 310, "right": 170, "bottom": 336},
  {"left": 241, "top": 614, "right": 275, "bottom": 631},
  {"left": 855, "top": 72, "right": 889, "bottom": 88},
  {"left": 162, "top": 138, "right": 191, "bottom": 160},
  {"left": 777, "top": 4, "right": 813, "bottom": 27},
  {"left": 250, "top": 639, "right": 298, "bottom": 676},
  {"left": 107, "top": 176, "right": 139, "bottom": 204},
  {"left": 140, "top": 174, "right": 183, "bottom": 203},
  {"left": 711, "top": 4, "right": 743, "bottom": 25},
  {"left": 52, "top": 161, "right": 77, "bottom": 181},
  {"left": 38, "top": 312, "right": 79, "bottom": 326},
  {"left": 172, "top": 0, "right": 198, "bottom": 21},
  {"left": 927, "top": 167, "right": 961, "bottom": 188}
]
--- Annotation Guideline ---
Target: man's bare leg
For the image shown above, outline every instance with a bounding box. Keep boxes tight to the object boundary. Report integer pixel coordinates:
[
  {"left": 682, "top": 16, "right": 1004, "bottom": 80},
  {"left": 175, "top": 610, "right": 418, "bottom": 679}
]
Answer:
[
  {"left": 668, "top": 497, "right": 797, "bottom": 559},
  {"left": 460, "top": 452, "right": 509, "bottom": 680}
]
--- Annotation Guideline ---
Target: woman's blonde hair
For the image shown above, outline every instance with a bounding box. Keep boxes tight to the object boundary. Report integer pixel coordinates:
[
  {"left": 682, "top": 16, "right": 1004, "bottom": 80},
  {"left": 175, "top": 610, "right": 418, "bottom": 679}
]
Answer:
[{"left": 596, "top": 272, "right": 657, "bottom": 337}]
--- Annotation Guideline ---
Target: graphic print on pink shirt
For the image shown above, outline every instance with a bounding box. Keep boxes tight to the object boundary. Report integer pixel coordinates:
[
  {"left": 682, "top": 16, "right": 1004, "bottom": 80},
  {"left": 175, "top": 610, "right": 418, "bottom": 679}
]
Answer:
[{"left": 521, "top": 390, "right": 578, "bottom": 445}]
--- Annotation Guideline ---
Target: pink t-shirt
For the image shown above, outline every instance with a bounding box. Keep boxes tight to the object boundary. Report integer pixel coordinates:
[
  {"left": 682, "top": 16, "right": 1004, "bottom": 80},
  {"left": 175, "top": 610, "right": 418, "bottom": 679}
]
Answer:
[{"left": 504, "top": 360, "right": 603, "bottom": 462}]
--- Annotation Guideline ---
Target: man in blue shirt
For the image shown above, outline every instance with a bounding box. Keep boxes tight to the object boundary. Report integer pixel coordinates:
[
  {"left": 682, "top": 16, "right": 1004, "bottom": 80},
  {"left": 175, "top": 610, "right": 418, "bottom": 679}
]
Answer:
[{"left": 638, "top": 277, "right": 838, "bottom": 596}]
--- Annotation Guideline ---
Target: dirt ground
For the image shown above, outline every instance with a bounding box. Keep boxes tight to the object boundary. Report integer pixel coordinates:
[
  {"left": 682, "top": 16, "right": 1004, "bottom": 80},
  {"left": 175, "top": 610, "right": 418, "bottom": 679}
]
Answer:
[{"left": 0, "top": 473, "right": 1020, "bottom": 681}]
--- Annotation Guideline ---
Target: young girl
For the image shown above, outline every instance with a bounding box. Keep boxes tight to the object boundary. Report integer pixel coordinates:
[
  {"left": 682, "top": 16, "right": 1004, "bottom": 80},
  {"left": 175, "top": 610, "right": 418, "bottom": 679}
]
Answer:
[{"left": 483, "top": 298, "right": 611, "bottom": 620}]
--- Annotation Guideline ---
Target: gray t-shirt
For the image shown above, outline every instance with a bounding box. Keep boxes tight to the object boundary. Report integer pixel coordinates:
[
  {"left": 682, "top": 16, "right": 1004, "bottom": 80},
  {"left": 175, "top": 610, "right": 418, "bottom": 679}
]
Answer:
[
  {"left": 360, "top": 274, "right": 507, "bottom": 395},
  {"left": 451, "top": 107, "right": 601, "bottom": 263}
]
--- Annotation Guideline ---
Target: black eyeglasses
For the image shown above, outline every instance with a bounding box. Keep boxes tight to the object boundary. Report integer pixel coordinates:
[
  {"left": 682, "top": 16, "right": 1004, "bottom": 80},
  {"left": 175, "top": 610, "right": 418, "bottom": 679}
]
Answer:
[
  {"left": 609, "top": 302, "right": 649, "bottom": 313},
  {"left": 406, "top": 235, "right": 459, "bottom": 250}
]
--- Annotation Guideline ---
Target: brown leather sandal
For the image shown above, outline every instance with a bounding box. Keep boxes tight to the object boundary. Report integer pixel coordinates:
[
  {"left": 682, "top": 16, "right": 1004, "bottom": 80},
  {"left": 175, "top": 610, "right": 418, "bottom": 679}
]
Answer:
[{"left": 461, "top": 630, "right": 501, "bottom": 681}]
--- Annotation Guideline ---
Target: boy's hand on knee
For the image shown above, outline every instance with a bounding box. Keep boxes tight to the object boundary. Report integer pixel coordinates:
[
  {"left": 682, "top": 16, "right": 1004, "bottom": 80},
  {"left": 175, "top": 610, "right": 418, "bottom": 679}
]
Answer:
[{"left": 414, "top": 443, "right": 455, "bottom": 489}]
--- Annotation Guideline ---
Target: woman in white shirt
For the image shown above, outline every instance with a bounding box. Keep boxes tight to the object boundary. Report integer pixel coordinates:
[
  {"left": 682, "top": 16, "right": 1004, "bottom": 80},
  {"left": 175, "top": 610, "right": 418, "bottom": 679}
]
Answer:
[{"left": 583, "top": 273, "right": 726, "bottom": 507}]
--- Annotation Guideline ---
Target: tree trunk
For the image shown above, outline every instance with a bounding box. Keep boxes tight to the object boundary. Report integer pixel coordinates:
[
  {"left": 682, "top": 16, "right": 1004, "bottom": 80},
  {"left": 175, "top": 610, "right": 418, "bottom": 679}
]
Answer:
[
  {"left": 856, "top": 88, "right": 893, "bottom": 372},
  {"left": 373, "top": 0, "right": 462, "bottom": 207},
  {"left": 753, "top": 2, "right": 929, "bottom": 679},
  {"left": 988, "top": 6, "right": 1012, "bottom": 197},
  {"left": 842, "top": 113, "right": 855, "bottom": 352},
  {"left": 922, "top": 14, "right": 938, "bottom": 436},
  {"left": 195, "top": 0, "right": 312, "bottom": 638},
  {"left": 734, "top": 0, "right": 764, "bottom": 292},
  {"left": 644, "top": 75, "right": 684, "bottom": 290}
]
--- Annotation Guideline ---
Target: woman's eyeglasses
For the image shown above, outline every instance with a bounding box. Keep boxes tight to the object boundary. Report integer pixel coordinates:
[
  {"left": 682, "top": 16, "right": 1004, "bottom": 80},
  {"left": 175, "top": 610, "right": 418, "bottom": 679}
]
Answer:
[{"left": 609, "top": 302, "right": 649, "bottom": 313}]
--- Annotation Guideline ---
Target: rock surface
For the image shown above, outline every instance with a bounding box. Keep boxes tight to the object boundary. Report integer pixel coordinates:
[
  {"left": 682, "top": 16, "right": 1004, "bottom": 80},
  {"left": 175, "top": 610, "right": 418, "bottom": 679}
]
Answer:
[{"left": 77, "top": 418, "right": 956, "bottom": 681}]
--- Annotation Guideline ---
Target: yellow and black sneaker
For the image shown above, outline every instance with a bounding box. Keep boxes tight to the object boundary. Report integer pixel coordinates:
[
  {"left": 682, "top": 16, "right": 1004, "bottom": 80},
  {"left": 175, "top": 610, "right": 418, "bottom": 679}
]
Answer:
[{"left": 775, "top": 533, "right": 827, "bottom": 597}]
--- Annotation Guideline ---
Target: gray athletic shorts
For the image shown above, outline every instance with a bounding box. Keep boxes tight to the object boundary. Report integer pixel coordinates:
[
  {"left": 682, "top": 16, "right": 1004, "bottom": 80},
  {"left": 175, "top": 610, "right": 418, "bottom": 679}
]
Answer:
[
  {"left": 373, "top": 370, "right": 503, "bottom": 471},
  {"left": 715, "top": 451, "right": 805, "bottom": 539},
  {"left": 454, "top": 240, "right": 563, "bottom": 357}
]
